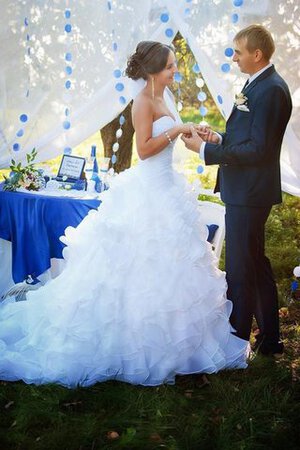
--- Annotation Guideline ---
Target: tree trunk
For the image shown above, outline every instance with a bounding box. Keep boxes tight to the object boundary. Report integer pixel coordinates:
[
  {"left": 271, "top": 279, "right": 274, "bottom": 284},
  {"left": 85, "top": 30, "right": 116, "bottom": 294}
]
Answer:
[{"left": 100, "top": 102, "right": 134, "bottom": 173}]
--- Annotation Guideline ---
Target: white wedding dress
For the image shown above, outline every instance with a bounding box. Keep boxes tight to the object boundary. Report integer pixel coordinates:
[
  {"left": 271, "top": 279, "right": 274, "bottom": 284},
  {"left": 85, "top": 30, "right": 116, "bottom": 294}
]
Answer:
[{"left": 0, "top": 115, "right": 248, "bottom": 388}]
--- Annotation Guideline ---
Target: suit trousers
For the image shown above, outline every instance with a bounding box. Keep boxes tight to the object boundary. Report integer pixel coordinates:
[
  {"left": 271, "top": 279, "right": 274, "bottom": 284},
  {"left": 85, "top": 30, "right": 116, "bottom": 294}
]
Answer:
[{"left": 225, "top": 204, "right": 280, "bottom": 343}]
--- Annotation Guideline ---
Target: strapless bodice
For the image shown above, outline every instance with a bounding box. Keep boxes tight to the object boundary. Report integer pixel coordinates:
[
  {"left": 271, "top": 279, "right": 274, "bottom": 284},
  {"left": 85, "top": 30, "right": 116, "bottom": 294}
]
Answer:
[{"left": 136, "top": 116, "right": 177, "bottom": 183}]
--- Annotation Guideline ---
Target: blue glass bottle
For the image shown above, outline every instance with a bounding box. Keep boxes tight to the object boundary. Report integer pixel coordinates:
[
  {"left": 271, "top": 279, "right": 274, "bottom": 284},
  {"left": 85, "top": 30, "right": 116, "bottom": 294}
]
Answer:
[{"left": 90, "top": 145, "right": 101, "bottom": 193}]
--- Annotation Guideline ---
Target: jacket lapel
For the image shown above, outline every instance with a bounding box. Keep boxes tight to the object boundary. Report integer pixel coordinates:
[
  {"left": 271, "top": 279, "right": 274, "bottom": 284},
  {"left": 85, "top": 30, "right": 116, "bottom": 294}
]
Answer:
[{"left": 227, "top": 65, "right": 276, "bottom": 121}]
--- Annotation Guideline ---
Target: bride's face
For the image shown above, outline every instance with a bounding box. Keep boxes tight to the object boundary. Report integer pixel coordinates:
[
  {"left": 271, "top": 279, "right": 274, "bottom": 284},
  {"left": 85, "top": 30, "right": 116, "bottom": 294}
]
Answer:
[{"left": 156, "top": 51, "right": 177, "bottom": 86}]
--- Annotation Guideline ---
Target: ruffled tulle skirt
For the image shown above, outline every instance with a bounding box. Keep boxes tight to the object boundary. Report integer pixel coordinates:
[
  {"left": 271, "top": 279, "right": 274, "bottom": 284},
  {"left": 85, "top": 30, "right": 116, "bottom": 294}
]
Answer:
[{"left": 0, "top": 165, "right": 248, "bottom": 387}]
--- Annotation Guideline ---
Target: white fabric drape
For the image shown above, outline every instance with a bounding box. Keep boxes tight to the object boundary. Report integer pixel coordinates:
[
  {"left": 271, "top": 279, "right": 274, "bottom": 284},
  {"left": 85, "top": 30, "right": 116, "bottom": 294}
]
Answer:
[{"left": 0, "top": 0, "right": 299, "bottom": 195}]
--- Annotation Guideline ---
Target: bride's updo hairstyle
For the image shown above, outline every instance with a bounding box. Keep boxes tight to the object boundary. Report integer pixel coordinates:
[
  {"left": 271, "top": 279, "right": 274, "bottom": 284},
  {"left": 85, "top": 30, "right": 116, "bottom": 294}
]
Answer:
[{"left": 126, "top": 41, "right": 173, "bottom": 80}]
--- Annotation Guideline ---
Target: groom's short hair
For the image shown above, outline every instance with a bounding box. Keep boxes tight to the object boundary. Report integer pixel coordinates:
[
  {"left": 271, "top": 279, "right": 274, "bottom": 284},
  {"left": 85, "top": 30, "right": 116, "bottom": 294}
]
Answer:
[{"left": 234, "top": 25, "right": 275, "bottom": 61}]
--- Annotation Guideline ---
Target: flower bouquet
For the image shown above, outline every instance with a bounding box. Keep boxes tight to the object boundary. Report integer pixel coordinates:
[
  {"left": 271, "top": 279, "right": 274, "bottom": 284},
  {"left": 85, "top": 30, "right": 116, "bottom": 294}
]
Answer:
[{"left": 3, "top": 148, "right": 46, "bottom": 192}]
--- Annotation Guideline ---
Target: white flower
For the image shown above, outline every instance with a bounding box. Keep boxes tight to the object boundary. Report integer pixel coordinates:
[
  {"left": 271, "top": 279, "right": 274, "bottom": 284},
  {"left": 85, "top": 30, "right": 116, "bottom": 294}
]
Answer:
[
  {"left": 235, "top": 93, "right": 248, "bottom": 106},
  {"left": 235, "top": 92, "right": 249, "bottom": 111}
]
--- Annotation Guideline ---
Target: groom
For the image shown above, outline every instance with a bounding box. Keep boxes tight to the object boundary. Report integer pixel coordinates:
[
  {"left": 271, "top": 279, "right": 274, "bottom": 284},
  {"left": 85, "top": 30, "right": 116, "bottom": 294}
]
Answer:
[{"left": 182, "top": 24, "right": 292, "bottom": 355}]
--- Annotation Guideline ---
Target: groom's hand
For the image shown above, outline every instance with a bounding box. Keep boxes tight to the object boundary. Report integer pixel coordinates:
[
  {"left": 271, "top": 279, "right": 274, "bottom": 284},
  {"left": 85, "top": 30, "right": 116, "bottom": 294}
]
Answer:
[
  {"left": 195, "top": 125, "right": 220, "bottom": 144},
  {"left": 181, "top": 126, "right": 203, "bottom": 153}
]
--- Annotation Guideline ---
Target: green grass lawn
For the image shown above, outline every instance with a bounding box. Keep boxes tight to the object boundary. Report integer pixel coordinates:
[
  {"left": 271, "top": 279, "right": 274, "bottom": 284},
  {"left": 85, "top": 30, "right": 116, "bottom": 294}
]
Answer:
[{"left": 0, "top": 302, "right": 299, "bottom": 450}]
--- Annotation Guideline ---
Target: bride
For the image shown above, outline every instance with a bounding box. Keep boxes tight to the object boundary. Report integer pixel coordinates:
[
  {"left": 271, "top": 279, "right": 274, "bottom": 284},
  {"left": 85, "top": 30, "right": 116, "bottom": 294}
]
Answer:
[{"left": 0, "top": 41, "right": 249, "bottom": 388}]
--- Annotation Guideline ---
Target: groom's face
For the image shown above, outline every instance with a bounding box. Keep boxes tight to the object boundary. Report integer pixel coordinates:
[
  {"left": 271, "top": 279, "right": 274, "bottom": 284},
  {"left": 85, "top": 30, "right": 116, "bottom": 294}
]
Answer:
[{"left": 232, "top": 38, "right": 257, "bottom": 75}]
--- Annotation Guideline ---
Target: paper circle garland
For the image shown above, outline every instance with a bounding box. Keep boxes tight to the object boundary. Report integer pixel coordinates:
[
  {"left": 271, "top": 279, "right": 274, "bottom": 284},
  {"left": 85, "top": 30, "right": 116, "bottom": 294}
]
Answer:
[
  {"left": 221, "top": 63, "right": 231, "bottom": 73},
  {"left": 165, "top": 28, "right": 174, "bottom": 38},
  {"left": 193, "top": 63, "right": 200, "bottom": 73},
  {"left": 225, "top": 47, "right": 234, "bottom": 57},
  {"left": 197, "top": 92, "right": 207, "bottom": 102},
  {"left": 115, "top": 82, "right": 124, "bottom": 92},
  {"left": 119, "top": 115, "right": 125, "bottom": 125},
  {"left": 160, "top": 13, "right": 169, "bottom": 23},
  {"left": 20, "top": 114, "right": 28, "bottom": 123},
  {"left": 112, "top": 142, "right": 120, "bottom": 152},
  {"left": 232, "top": 13, "right": 239, "bottom": 23},
  {"left": 196, "top": 78, "right": 205, "bottom": 88},
  {"left": 113, "top": 69, "right": 122, "bottom": 78},
  {"left": 293, "top": 266, "right": 300, "bottom": 278},
  {"left": 116, "top": 128, "right": 123, "bottom": 139}
]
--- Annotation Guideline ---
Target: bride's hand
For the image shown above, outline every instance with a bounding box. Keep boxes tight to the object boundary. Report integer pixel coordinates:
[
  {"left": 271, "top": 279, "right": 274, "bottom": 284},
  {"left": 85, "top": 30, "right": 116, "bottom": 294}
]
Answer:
[{"left": 178, "top": 122, "right": 196, "bottom": 135}]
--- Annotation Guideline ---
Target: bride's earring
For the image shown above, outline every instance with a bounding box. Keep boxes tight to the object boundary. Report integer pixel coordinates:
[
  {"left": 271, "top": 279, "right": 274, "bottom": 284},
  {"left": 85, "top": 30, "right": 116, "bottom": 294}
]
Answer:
[{"left": 151, "top": 77, "right": 155, "bottom": 100}]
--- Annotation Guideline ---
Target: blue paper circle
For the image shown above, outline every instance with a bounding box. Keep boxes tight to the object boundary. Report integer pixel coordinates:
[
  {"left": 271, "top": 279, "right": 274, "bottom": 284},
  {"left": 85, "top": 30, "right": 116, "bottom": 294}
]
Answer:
[
  {"left": 221, "top": 63, "right": 231, "bottom": 73},
  {"left": 65, "top": 80, "right": 71, "bottom": 89},
  {"left": 111, "top": 154, "right": 117, "bottom": 164},
  {"left": 65, "top": 52, "right": 72, "bottom": 61},
  {"left": 24, "top": 17, "right": 29, "bottom": 26},
  {"left": 16, "top": 129, "right": 24, "bottom": 137},
  {"left": 184, "top": 8, "right": 191, "bottom": 17},
  {"left": 113, "top": 69, "right": 122, "bottom": 78},
  {"left": 119, "top": 115, "right": 126, "bottom": 125},
  {"left": 119, "top": 96, "right": 126, "bottom": 105},
  {"left": 63, "top": 121, "right": 71, "bottom": 130},
  {"left": 13, "top": 143, "right": 20, "bottom": 151},
  {"left": 233, "top": 0, "right": 243, "bottom": 6},
  {"left": 165, "top": 28, "right": 174, "bottom": 38},
  {"left": 174, "top": 72, "right": 183, "bottom": 83},
  {"left": 199, "top": 106, "right": 208, "bottom": 116},
  {"left": 217, "top": 95, "right": 223, "bottom": 104},
  {"left": 115, "top": 82, "right": 124, "bottom": 92},
  {"left": 65, "top": 66, "right": 72, "bottom": 75},
  {"left": 65, "top": 108, "right": 70, "bottom": 116},
  {"left": 232, "top": 13, "right": 239, "bottom": 23},
  {"left": 20, "top": 114, "right": 28, "bottom": 123},
  {"left": 65, "top": 9, "right": 71, "bottom": 19},
  {"left": 160, "top": 13, "right": 169, "bottom": 23},
  {"left": 107, "top": 1, "right": 112, "bottom": 11},
  {"left": 112, "top": 42, "right": 118, "bottom": 51},
  {"left": 26, "top": 34, "right": 30, "bottom": 41},
  {"left": 225, "top": 47, "right": 234, "bottom": 57},
  {"left": 197, "top": 165, "right": 204, "bottom": 174},
  {"left": 64, "top": 147, "right": 72, "bottom": 155},
  {"left": 26, "top": 89, "right": 30, "bottom": 98},
  {"left": 65, "top": 24, "right": 72, "bottom": 33},
  {"left": 197, "top": 92, "right": 207, "bottom": 102},
  {"left": 193, "top": 63, "right": 200, "bottom": 73}
]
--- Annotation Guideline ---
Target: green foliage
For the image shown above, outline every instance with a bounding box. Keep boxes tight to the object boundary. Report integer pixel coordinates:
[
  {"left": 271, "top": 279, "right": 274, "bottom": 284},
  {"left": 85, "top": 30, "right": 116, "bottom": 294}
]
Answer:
[
  {"left": 2, "top": 148, "right": 45, "bottom": 192},
  {"left": 173, "top": 32, "right": 225, "bottom": 131}
]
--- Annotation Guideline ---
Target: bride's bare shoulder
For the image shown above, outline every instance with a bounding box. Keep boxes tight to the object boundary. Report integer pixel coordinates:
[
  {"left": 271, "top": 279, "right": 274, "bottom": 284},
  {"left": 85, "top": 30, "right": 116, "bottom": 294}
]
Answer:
[{"left": 132, "top": 91, "right": 153, "bottom": 120}]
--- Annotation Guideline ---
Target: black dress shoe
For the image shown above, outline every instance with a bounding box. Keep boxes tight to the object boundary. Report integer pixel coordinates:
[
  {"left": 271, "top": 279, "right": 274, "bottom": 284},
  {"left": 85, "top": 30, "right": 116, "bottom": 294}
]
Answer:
[{"left": 253, "top": 339, "right": 284, "bottom": 356}]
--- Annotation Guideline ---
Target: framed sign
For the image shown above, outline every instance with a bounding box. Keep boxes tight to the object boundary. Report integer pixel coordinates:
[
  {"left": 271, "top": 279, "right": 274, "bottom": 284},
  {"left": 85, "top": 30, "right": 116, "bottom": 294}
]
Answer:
[{"left": 57, "top": 155, "right": 85, "bottom": 180}]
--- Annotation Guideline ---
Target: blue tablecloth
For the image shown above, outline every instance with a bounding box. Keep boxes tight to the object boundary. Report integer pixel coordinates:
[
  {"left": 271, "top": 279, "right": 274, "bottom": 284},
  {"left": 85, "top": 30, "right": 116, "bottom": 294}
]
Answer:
[{"left": 0, "top": 187, "right": 101, "bottom": 283}]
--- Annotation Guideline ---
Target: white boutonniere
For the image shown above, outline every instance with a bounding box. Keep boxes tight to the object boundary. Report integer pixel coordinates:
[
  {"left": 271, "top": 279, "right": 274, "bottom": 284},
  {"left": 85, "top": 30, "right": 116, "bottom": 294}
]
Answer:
[{"left": 234, "top": 93, "right": 250, "bottom": 112}]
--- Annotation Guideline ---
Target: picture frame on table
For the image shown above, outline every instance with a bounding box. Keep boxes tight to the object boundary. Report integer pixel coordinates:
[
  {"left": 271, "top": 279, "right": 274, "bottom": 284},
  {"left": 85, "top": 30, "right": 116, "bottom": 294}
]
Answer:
[{"left": 56, "top": 155, "right": 86, "bottom": 182}]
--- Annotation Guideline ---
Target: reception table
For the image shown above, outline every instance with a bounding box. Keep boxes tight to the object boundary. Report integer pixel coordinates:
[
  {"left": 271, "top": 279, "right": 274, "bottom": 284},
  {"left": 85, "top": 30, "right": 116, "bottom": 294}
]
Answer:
[{"left": 0, "top": 186, "right": 101, "bottom": 296}]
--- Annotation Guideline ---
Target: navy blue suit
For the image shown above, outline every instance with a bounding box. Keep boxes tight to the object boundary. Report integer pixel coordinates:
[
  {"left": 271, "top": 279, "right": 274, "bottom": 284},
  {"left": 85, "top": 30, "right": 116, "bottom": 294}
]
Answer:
[{"left": 205, "top": 65, "right": 292, "bottom": 350}]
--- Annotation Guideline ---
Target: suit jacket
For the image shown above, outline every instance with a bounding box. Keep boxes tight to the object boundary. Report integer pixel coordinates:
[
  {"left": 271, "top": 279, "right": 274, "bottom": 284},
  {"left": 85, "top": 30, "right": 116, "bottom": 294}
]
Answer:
[{"left": 205, "top": 65, "right": 292, "bottom": 207}]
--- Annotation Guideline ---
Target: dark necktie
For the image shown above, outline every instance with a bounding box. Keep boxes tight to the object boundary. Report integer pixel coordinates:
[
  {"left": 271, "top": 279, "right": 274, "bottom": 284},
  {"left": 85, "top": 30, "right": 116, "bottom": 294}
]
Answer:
[{"left": 242, "top": 79, "right": 250, "bottom": 92}]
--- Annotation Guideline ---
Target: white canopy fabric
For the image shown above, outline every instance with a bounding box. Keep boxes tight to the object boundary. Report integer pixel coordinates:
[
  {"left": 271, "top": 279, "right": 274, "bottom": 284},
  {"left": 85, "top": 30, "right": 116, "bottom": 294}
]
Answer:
[{"left": 0, "top": 0, "right": 299, "bottom": 195}]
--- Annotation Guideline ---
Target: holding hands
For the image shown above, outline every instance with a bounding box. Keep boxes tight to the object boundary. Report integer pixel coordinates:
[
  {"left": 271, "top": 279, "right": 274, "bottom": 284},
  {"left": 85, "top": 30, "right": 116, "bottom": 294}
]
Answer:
[{"left": 179, "top": 123, "right": 221, "bottom": 153}]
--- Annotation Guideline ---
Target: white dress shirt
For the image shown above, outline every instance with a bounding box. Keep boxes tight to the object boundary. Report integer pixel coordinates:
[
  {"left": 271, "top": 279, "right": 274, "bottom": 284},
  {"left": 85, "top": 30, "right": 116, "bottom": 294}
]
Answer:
[{"left": 199, "top": 63, "right": 273, "bottom": 160}]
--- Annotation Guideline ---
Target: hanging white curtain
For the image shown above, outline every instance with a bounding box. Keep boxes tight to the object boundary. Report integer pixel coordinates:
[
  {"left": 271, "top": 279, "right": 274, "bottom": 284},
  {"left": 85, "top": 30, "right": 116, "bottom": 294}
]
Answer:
[{"left": 0, "top": 0, "right": 299, "bottom": 196}]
